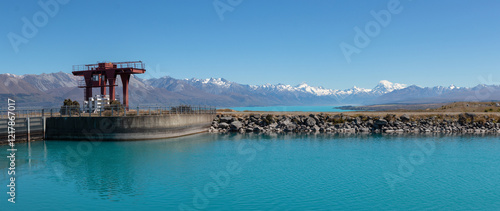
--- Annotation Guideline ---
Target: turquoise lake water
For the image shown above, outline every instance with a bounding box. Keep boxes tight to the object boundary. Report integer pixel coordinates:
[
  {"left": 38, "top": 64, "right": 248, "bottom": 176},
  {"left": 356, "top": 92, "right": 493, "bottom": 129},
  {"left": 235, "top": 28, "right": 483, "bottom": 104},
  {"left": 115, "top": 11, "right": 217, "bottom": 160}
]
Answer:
[
  {"left": 227, "top": 106, "right": 350, "bottom": 112},
  {"left": 1, "top": 134, "right": 500, "bottom": 210}
]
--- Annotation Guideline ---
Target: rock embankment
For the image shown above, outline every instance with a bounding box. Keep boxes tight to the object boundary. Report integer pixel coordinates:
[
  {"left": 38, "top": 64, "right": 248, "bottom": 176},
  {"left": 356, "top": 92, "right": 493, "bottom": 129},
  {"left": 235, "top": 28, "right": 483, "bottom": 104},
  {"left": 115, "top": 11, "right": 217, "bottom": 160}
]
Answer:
[{"left": 209, "top": 113, "right": 500, "bottom": 134}]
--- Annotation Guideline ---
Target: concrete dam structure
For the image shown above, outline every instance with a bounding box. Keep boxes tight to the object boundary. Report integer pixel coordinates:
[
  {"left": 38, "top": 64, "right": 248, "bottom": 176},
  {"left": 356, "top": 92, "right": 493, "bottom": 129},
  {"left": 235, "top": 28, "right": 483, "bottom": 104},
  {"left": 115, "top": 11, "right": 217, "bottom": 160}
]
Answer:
[
  {"left": 1, "top": 62, "right": 217, "bottom": 143},
  {"left": 42, "top": 61, "right": 216, "bottom": 141},
  {"left": 45, "top": 114, "right": 215, "bottom": 141}
]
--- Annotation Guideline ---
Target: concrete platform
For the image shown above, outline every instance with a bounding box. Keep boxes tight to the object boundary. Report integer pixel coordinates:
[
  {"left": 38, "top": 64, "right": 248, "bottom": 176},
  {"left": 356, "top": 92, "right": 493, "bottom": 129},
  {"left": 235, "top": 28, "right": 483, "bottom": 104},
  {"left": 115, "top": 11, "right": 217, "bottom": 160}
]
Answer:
[{"left": 45, "top": 114, "right": 215, "bottom": 141}]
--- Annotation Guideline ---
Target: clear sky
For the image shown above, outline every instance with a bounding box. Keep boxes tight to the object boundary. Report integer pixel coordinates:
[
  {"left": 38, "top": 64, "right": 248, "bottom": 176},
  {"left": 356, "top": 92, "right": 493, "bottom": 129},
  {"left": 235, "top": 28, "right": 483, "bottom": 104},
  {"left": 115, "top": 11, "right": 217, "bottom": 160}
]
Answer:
[{"left": 1, "top": 0, "right": 499, "bottom": 89}]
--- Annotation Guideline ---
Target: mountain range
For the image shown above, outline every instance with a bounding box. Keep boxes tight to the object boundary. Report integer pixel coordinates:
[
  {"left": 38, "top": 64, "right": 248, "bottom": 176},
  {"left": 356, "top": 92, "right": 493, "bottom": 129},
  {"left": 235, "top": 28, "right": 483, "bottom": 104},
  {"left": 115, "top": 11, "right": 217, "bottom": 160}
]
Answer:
[{"left": 1, "top": 72, "right": 500, "bottom": 108}]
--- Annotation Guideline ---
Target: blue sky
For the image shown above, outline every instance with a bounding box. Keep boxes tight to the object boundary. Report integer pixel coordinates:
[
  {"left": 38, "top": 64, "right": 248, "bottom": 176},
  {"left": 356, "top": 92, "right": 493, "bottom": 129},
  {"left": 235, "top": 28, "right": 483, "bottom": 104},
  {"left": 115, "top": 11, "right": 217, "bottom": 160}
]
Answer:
[{"left": 1, "top": 0, "right": 499, "bottom": 89}]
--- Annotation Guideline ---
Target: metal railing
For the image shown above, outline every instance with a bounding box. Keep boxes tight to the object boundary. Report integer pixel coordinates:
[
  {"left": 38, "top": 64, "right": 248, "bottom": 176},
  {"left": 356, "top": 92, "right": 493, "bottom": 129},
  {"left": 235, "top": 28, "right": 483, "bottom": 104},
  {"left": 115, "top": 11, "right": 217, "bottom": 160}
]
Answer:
[
  {"left": 0, "top": 109, "right": 47, "bottom": 118},
  {"left": 0, "top": 105, "right": 216, "bottom": 118},
  {"left": 72, "top": 61, "right": 145, "bottom": 71},
  {"left": 114, "top": 61, "right": 145, "bottom": 69},
  {"left": 73, "top": 64, "right": 98, "bottom": 71}
]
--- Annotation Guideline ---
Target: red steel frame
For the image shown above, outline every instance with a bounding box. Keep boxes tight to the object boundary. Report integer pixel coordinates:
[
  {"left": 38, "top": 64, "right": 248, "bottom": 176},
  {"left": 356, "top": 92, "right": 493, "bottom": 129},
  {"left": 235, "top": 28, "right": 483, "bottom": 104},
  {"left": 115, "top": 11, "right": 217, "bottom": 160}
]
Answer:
[{"left": 72, "top": 61, "right": 146, "bottom": 110}]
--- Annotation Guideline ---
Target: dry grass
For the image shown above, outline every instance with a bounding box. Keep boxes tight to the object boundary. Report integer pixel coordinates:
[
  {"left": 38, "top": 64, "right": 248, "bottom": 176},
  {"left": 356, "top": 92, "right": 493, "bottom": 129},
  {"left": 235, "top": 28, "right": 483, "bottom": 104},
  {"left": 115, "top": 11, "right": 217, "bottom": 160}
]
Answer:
[
  {"left": 217, "top": 108, "right": 236, "bottom": 112},
  {"left": 432, "top": 102, "right": 500, "bottom": 112}
]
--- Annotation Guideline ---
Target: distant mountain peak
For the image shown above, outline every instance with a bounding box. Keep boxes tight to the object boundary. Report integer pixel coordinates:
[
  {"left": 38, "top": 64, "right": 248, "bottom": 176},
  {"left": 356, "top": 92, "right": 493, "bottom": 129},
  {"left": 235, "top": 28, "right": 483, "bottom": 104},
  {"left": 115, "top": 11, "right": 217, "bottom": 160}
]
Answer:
[
  {"left": 372, "top": 80, "right": 407, "bottom": 94},
  {"left": 378, "top": 80, "right": 392, "bottom": 85},
  {"left": 184, "top": 77, "right": 232, "bottom": 88},
  {"left": 296, "top": 82, "right": 310, "bottom": 88},
  {"left": 204, "top": 77, "right": 227, "bottom": 83},
  {"left": 3, "top": 72, "right": 500, "bottom": 107},
  {"left": 4, "top": 73, "right": 22, "bottom": 78}
]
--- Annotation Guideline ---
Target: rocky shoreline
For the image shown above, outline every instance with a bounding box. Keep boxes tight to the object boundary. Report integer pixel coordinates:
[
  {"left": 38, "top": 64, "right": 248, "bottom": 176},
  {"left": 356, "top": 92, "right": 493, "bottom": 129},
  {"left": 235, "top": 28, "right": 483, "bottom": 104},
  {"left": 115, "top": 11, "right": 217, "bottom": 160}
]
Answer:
[{"left": 209, "top": 113, "right": 500, "bottom": 134}]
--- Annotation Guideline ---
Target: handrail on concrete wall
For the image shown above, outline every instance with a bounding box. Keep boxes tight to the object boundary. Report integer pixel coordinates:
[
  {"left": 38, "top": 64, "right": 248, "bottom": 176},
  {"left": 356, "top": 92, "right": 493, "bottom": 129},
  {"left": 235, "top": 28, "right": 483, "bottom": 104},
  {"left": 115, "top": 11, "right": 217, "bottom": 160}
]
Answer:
[{"left": 0, "top": 105, "right": 216, "bottom": 118}]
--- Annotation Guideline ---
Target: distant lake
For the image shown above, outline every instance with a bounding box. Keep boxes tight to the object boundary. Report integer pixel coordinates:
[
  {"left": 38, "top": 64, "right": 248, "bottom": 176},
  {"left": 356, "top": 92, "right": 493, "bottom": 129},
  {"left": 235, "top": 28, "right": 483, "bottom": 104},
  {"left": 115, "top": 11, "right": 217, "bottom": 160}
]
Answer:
[{"left": 227, "top": 106, "right": 352, "bottom": 112}]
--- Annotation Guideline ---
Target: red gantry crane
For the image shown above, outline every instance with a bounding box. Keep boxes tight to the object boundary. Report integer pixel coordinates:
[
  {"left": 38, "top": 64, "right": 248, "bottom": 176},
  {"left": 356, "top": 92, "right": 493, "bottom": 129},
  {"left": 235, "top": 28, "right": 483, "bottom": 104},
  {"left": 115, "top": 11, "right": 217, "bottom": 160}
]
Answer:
[{"left": 72, "top": 61, "right": 146, "bottom": 110}]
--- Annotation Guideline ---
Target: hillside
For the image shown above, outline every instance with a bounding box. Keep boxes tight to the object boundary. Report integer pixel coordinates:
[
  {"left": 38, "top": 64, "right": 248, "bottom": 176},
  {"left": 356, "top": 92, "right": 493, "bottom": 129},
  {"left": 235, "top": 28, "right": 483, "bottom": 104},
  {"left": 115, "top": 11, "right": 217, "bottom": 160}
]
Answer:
[{"left": 1, "top": 72, "right": 500, "bottom": 108}]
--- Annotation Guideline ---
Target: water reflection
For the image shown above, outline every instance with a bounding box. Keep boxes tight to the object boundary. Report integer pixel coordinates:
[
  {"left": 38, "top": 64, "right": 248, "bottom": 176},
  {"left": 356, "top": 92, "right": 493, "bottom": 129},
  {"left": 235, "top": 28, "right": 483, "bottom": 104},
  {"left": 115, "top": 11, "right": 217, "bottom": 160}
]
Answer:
[
  {"left": 43, "top": 134, "right": 224, "bottom": 201},
  {"left": 35, "top": 133, "right": 291, "bottom": 200},
  {"left": 1, "top": 133, "right": 498, "bottom": 203},
  {"left": 0, "top": 141, "right": 46, "bottom": 181}
]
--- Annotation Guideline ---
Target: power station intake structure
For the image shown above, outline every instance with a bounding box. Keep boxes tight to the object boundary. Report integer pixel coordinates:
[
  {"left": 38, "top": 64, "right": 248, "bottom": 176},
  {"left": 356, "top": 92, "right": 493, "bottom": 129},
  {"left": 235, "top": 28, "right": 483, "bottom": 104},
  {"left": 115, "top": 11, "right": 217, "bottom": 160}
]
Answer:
[{"left": 72, "top": 61, "right": 146, "bottom": 109}]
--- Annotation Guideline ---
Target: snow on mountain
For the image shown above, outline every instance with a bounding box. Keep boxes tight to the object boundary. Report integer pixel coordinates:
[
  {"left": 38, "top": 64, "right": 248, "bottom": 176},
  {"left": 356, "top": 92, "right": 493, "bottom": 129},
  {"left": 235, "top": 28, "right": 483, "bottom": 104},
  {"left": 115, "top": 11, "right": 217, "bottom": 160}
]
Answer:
[
  {"left": 190, "top": 78, "right": 405, "bottom": 98},
  {"left": 4, "top": 71, "right": 498, "bottom": 107},
  {"left": 371, "top": 80, "right": 407, "bottom": 94},
  {"left": 294, "top": 83, "right": 338, "bottom": 96},
  {"left": 334, "top": 86, "right": 372, "bottom": 96},
  {"left": 247, "top": 83, "right": 335, "bottom": 96},
  {"left": 185, "top": 78, "right": 232, "bottom": 88},
  {"left": 0, "top": 72, "right": 432, "bottom": 100},
  {"left": 5, "top": 73, "right": 23, "bottom": 78}
]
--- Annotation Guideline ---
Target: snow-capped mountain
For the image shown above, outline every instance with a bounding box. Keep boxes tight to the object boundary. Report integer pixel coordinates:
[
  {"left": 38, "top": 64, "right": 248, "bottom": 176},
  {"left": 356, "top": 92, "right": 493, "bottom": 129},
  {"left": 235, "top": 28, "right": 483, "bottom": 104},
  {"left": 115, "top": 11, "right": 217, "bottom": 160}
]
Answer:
[
  {"left": 182, "top": 77, "right": 247, "bottom": 95},
  {"left": 180, "top": 79, "right": 405, "bottom": 98},
  {"left": 244, "top": 80, "right": 406, "bottom": 99},
  {"left": 371, "top": 80, "right": 407, "bottom": 95},
  {"left": 1, "top": 72, "right": 499, "bottom": 107},
  {"left": 187, "top": 77, "right": 232, "bottom": 88}
]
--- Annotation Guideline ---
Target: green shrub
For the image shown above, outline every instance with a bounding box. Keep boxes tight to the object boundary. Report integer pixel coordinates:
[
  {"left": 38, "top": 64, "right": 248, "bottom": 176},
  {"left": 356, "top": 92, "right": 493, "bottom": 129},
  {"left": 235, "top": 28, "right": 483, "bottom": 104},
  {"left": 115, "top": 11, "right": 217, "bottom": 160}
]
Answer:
[
  {"left": 104, "top": 100, "right": 124, "bottom": 112},
  {"left": 60, "top": 98, "right": 80, "bottom": 115}
]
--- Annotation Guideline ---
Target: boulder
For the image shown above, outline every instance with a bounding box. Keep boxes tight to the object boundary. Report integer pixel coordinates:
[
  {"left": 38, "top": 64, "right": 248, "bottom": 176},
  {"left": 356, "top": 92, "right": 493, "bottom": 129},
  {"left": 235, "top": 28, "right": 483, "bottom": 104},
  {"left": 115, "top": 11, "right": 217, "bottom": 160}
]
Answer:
[
  {"left": 253, "top": 127, "right": 263, "bottom": 132},
  {"left": 374, "top": 118, "right": 388, "bottom": 129},
  {"left": 230, "top": 121, "right": 244, "bottom": 131},
  {"left": 359, "top": 127, "right": 370, "bottom": 133},
  {"left": 219, "top": 122, "right": 230, "bottom": 129},
  {"left": 306, "top": 117, "right": 317, "bottom": 126},
  {"left": 212, "top": 121, "right": 219, "bottom": 127},
  {"left": 284, "top": 122, "right": 297, "bottom": 132},
  {"left": 354, "top": 117, "right": 362, "bottom": 125},
  {"left": 220, "top": 117, "right": 234, "bottom": 123},
  {"left": 268, "top": 123, "right": 278, "bottom": 128}
]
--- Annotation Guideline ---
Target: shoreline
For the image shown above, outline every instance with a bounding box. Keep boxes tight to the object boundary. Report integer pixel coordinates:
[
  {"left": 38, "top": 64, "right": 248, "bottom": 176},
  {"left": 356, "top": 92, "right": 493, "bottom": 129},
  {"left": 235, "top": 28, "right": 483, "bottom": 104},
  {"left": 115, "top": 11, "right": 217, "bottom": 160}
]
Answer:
[{"left": 210, "top": 112, "right": 500, "bottom": 134}]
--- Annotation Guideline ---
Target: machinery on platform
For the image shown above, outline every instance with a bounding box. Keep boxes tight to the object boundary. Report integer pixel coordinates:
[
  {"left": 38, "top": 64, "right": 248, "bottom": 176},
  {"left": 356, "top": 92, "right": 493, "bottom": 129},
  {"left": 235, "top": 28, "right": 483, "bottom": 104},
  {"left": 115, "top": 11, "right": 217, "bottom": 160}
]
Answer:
[{"left": 72, "top": 61, "right": 146, "bottom": 110}]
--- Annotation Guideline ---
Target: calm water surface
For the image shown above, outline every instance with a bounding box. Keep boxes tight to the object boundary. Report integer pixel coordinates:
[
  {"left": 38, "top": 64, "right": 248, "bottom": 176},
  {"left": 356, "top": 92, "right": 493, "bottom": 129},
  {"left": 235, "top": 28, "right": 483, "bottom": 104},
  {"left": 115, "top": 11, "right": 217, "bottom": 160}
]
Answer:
[{"left": 1, "top": 134, "right": 499, "bottom": 210}]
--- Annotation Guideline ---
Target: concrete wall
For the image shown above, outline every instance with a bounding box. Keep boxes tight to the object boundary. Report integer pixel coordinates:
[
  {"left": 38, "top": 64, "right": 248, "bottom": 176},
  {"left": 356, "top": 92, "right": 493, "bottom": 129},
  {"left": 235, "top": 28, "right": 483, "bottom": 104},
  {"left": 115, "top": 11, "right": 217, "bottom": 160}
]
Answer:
[
  {"left": 0, "top": 117, "right": 45, "bottom": 144},
  {"left": 45, "top": 114, "right": 215, "bottom": 141}
]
